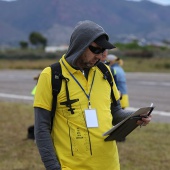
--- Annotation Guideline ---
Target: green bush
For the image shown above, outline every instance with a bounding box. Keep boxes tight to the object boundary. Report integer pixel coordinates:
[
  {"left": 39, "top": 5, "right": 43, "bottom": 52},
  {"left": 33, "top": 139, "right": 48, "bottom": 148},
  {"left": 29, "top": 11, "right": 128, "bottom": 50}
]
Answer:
[{"left": 0, "top": 49, "right": 66, "bottom": 60}]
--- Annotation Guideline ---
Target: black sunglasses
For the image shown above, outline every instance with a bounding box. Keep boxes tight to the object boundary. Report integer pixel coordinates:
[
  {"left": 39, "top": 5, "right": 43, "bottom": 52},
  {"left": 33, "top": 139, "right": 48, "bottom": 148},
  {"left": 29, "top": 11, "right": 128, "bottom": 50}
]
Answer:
[{"left": 89, "top": 45, "right": 105, "bottom": 54}]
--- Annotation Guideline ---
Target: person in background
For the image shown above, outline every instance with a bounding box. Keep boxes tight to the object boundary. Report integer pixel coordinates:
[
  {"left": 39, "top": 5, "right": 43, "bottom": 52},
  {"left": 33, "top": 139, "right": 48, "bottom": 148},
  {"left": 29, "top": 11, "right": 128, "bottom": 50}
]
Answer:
[
  {"left": 100, "top": 49, "right": 109, "bottom": 64},
  {"left": 33, "top": 20, "right": 152, "bottom": 170},
  {"left": 107, "top": 54, "right": 130, "bottom": 142},
  {"left": 107, "top": 54, "right": 129, "bottom": 109},
  {"left": 101, "top": 50, "right": 120, "bottom": 97},
  {"left": 31, "top": 75, "right": 39, "bottom": 95}
]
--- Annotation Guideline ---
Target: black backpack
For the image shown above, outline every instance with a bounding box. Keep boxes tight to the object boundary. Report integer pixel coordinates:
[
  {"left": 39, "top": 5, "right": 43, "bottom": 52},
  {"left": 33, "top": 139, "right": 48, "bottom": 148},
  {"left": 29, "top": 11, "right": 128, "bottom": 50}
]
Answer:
[
  {"left": 27, "top": 125, "right": 35, "bottom": 140},
  {"left": 50, "top": 62, "right": 117, "bottom": 131}
]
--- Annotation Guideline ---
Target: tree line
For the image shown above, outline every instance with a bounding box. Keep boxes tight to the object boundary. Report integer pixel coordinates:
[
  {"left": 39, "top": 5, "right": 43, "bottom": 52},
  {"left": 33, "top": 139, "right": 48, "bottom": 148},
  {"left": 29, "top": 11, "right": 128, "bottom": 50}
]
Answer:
[{"left": 19, "top": 32, "right": 47, "bottom": 49}]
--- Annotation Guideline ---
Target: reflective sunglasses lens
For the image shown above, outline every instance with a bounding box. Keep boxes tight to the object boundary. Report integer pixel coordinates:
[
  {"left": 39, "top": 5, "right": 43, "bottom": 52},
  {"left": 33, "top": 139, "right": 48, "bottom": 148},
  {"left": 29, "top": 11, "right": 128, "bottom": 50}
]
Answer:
[{"left": 89, "top": 45, "right": 105, "bottom": 54}]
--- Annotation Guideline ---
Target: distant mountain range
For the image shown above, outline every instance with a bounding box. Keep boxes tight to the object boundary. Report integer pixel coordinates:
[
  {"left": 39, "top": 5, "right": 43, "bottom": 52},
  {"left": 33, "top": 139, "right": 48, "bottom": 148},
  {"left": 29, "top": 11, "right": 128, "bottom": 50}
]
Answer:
[{"left": 0, "top": 0, "right": 170, "bottom": 47}]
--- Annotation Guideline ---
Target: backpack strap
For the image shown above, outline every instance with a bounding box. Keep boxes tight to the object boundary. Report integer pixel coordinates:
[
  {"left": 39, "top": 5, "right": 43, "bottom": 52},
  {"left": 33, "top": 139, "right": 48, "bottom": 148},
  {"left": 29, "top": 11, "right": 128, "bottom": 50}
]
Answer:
[
  {"left": 50, "top": 62, "right": 79, "bottom": 131},
  {"left": 110, "top": 66, "right": 118, "bottom": 87},
  {"left": 97, "top": 62, "right": 117, "bottom": 106},
  {"left": 50, "top": 62, "right": 62, "bottom": 131}
]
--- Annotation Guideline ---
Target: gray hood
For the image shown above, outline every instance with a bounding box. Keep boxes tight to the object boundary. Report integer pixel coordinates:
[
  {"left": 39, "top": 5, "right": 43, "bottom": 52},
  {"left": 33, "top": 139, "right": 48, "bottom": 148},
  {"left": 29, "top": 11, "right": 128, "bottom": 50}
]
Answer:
[{"left": 65, "top": 20, "right": 109, "bottom": 68}]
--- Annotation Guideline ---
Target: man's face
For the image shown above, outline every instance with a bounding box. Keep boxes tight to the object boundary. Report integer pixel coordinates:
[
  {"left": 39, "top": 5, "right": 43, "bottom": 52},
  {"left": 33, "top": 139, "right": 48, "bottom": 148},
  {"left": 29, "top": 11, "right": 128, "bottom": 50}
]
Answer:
[
  {"left": 101, "top": 50, "right": 108, "bottom": 62},
  {"left": 76, "top": 42, "right": 104, "bottom": 69}
]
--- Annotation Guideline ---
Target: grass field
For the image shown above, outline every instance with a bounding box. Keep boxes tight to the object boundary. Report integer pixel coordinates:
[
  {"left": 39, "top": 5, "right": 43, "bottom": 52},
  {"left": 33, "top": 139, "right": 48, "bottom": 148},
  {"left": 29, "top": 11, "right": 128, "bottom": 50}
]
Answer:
[
  {"left": 0, "top": 57, "right": 170, "bottom": 73},
  {"left": 0, "top": 102, "right": 170, "bottom": 170}
]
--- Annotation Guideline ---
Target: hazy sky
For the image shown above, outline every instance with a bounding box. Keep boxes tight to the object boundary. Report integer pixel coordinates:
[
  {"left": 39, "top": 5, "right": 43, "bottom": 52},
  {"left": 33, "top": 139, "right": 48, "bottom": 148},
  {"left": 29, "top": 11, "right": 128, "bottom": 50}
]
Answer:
[
  {"left": 127, "top": 0, "right": 170, "bottom": 5},
  {"left": 1, "top": 0, "right": 170, "bottom": 6},
  {"left": 0, "top": 0, "right": 16, "bottom": 1}
]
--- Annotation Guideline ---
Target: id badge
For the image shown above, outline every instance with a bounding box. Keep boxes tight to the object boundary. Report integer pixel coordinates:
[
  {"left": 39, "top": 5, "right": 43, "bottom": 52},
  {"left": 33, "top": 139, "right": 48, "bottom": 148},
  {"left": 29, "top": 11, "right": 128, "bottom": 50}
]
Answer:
[{"left": 84, "top": 109, "right": 98, "bottom": 128}]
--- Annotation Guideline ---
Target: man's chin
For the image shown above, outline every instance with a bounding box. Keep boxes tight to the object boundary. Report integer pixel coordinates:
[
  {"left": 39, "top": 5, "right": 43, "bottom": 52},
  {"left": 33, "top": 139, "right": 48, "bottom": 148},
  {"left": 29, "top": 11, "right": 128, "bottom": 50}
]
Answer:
[
  {"left": 86, "top": 63, "right": 94, "bottom": 68},
  {"left": 85, "top": 60, "right": 99, "bottom": 68}
]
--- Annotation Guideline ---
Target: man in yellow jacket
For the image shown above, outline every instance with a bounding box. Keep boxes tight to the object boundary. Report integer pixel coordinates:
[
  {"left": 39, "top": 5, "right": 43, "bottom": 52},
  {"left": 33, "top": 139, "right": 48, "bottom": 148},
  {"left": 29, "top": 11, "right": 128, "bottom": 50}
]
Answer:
[{"left": 34, "top": 20, "right": 152, "bottom": 170}]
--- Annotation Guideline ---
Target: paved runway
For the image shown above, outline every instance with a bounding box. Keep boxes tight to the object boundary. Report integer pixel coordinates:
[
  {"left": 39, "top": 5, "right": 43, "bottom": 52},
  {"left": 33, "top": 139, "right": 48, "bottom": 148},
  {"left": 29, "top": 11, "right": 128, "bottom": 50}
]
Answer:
[{"left": 0, "top": 69, "right": 170, "bottom": 122}]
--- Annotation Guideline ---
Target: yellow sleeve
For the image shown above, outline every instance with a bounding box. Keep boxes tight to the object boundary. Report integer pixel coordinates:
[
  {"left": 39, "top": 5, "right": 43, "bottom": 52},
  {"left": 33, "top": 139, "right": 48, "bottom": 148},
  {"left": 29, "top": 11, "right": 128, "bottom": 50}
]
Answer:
[{"left": 33, "top": 67, "right": 52, "bottom": 111}]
